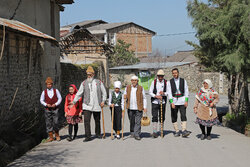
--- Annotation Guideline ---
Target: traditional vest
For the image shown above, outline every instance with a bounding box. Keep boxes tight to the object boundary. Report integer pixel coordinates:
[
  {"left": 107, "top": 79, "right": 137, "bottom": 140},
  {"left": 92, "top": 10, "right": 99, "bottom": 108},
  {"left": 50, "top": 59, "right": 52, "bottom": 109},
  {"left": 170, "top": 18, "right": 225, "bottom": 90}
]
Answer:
[
  {"left": 151, "top": 79, "right": 167, "bottom": 102},
  {"left": 82, "top": 79, "right": 102, "bottom": 105},
  {"left": 44, "top": 88, "right": 58, "bottom": 110},
  {"left": 111, "top": 91, "right": 122, "bottom": 106},
  {"left": 126, "top": 85, "right": 143, "bottom": 111},
  {"left": 170, "top": 78, "right": 185, "bottom": 97}
]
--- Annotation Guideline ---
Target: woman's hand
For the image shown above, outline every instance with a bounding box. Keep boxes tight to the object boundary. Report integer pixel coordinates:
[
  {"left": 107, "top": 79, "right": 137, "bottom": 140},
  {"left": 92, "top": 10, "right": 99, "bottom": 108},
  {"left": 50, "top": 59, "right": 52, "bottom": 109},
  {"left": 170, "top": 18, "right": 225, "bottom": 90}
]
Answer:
[
  {"left": 79, "top": 112, "right": 82, "bottom": 117},
  {"left": 65, "top": 113, "right": 67, "bottom": 117},
  {"left": 194, "top": 108, "right": 197, "bottom": 114},
  {"left": 210, "top": 102, "right": 214, "bottom": 108}
]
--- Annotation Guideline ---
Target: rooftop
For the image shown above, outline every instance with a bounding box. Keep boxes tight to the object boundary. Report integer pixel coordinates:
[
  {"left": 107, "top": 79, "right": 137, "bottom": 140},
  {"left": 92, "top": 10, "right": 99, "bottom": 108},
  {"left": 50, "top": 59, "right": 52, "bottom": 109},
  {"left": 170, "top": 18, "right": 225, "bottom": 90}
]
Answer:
[{"left": 110, "top": 62, "right": 193, "bottom": 70}]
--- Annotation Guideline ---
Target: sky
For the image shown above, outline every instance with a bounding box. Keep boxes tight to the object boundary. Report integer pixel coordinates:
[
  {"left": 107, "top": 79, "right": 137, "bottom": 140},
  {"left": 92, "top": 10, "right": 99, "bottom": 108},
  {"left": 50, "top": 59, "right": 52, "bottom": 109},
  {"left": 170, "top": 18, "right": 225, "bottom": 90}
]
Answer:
[{"left": 60, "top": 0, "right": 198, "bottom": 56}]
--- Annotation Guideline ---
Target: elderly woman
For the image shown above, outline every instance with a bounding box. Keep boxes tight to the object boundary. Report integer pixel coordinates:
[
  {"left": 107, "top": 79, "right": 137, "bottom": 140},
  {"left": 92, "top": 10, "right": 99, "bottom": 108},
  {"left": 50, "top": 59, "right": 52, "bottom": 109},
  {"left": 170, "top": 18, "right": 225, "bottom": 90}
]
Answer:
[{"left": 194, "top": 79, "right": 220, "bottom": 140}]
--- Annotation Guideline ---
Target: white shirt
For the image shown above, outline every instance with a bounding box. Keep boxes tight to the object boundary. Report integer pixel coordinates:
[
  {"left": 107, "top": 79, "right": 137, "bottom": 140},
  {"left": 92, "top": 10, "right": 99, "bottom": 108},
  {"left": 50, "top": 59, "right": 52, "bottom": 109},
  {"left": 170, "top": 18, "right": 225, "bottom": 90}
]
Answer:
[
  {"left": 108, "top": 91, "right": 124, "bottom": 110},
  {"left": 149, "top": 79, "right": 168, "bottom": 104},
  {"left": 124, "top": 85, "right": 147, "bottom": 110},
  {"left": 73, "top": 79, "right": 107, "bottom": 112},
  {"left": 167, "top": 78, "right": 189, "bottom": 105},
  {"left": 40, "top": 88, "right": 62, "bottom": 107}
]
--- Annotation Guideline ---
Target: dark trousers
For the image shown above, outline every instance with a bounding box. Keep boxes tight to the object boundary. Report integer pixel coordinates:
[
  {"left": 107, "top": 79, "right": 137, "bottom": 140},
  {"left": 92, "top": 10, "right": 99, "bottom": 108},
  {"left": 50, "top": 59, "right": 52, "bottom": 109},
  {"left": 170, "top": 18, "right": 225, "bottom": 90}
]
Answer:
[
  {"left": 44, "top": 109, "right": 59, "bottom": 133},
  {"left": 84, "top": 110, "right": 101, "bottom": 138},
  {"left": 127, "top": 109, "right": 143, "bottom": 137},
  {"left": 110, "top": 106, "right": 122, "bottom": 132},
  {"left": 152, "top": 103, "right": 166, "bottom": 123},
  {"left": 171, "top": 105, "right": 187, "bottom": 123}
]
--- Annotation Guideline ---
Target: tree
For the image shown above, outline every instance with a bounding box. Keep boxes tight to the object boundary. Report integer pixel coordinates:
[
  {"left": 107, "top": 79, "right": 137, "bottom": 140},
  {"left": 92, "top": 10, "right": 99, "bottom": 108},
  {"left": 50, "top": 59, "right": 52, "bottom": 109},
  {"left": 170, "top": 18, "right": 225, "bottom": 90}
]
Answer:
[
  {"left": 186, "top": 0, "right": 250, "bottom": 116},
  {"left": 108, "top": 40, "right": 139, "bottom": 67}
]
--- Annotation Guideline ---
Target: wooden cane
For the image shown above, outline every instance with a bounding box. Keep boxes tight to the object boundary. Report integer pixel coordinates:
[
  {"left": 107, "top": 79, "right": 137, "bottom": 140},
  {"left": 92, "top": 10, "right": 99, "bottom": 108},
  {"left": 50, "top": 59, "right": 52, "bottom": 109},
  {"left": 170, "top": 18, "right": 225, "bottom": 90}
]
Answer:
[
  {"left": 101, "top": 107, "right": 106, "bottom": 139},
  {"left": 111, "top": 106, "right": 115, "bottom": 140},
  {"left": 122, "top": 100, "right": 126, "bottom": 140},
  {"left": 161, "top": 99, "right": 163, "bottom": 138}
]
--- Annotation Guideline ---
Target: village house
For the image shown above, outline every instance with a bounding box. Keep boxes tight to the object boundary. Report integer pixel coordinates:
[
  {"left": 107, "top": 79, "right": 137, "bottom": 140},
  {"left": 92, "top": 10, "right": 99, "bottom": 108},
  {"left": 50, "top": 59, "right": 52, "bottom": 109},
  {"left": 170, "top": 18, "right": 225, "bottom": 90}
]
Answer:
[{"left": 0, "top": 0, "right": 74, "bottom": 165}]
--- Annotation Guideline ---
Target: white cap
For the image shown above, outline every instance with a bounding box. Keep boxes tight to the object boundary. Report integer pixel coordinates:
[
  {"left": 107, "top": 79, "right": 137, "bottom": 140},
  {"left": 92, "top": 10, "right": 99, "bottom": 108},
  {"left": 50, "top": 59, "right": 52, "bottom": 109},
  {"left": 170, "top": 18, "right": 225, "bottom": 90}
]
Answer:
[
  {"left": 157, "top": 69, "right": 165, "bottom": 76},
  {"left": 114, "top": 81, "right": 121, "bottom": 89},
  {"left": 131, "top": 75, "right": 138, "bottom": 80}
]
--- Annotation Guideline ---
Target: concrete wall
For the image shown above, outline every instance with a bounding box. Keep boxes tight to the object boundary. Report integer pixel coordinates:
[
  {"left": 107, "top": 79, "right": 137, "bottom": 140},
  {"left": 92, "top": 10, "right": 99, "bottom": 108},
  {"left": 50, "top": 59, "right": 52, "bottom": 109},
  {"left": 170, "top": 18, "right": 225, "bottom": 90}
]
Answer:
[
  {"left": 110, "top": 64, "right": 229, "bottom": 95},
  {"left": 0, "top": 0, "right": 62, "bottom": 89}
]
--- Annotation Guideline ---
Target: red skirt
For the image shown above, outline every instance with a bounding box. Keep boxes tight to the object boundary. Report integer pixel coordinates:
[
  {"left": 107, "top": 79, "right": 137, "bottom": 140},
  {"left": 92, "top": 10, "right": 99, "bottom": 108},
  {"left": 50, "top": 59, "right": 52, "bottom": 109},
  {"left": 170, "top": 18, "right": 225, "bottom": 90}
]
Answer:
[{"left": 66, "top": 115, "right": 83, "bottom": 125}]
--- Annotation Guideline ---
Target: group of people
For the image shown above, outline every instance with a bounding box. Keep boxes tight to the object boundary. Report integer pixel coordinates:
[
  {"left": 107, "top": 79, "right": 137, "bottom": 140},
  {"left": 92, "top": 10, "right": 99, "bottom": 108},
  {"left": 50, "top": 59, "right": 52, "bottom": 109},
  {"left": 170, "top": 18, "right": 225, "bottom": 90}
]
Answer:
[{"left": 40, "top": 66, "right": 220, "bottom": 142}]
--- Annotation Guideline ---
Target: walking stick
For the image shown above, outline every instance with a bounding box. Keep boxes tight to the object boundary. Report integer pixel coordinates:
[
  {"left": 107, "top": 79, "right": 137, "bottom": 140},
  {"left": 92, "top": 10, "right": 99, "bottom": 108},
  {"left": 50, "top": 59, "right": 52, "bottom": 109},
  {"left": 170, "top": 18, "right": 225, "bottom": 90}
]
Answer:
[
  {"left": 111, "top": 106, "right": 115, "bottom": 140},
  {"left": 122, "top": 100, "right": 126, "bottom": 140},
  {"left": 101, "top": 107, "right": 106, "bottom": 139},
  {"left": 161, "top": 99, "right": 163, "bottom": 138}
]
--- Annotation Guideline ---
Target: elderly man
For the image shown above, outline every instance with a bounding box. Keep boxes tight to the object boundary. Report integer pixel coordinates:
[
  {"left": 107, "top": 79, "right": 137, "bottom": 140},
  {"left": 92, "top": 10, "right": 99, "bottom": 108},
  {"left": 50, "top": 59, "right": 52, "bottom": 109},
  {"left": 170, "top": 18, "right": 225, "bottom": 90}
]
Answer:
[
  {"left": 149, "top": 69, "right": 167, "bottom": 138},
  {"left": 124, "top": 75, "right": 147, "bottom": 140},
  {"left": 40, "top": 77, "right": 62, "bottom": 142},
  {"left": 71, "top": 66, "right": 107, "bottom": 142},
  {"left": 167, "top": 68, "right": 191, "bottom": 137}
]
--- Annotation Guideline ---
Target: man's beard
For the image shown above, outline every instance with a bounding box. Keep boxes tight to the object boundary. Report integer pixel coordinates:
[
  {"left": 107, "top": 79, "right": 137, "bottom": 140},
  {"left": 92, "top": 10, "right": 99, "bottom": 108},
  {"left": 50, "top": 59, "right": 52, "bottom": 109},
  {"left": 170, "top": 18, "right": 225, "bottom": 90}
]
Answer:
[{"left": 87, "top": 77, "right": 93, "bottom": 83}]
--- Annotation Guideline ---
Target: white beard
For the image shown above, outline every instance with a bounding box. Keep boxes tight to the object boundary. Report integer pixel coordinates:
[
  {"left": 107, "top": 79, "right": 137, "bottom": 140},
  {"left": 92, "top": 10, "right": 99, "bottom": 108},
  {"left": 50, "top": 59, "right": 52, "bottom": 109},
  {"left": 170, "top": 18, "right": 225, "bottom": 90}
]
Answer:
[{"left": 87, "top": 77, "right": 93, "bottom": 83}]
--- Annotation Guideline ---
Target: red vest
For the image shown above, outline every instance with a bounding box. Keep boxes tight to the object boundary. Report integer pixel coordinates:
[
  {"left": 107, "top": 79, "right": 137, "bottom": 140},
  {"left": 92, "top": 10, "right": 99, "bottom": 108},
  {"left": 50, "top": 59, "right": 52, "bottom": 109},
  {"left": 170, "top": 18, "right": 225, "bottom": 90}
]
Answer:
[{"left": 45, "top": 89, "right": 58, "bottom": 106}]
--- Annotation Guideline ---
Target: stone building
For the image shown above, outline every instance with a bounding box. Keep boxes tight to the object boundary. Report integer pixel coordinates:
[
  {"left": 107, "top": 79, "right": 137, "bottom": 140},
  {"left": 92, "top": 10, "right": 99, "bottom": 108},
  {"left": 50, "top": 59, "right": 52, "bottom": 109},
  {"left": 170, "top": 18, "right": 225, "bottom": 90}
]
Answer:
[{"left": 0, "top": 0, "right": 73, "bottom": 165}]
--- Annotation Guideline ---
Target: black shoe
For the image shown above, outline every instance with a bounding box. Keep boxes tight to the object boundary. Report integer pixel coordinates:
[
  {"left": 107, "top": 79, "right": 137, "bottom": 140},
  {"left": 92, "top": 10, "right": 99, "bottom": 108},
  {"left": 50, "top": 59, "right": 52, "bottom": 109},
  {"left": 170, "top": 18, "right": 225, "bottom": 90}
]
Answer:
[
  {"left": 67, "top": 136, "right": 73, "bottom": 142},
  {"left": 200, "top": 134, "right": 206, "bottom": 140},
  {"left": 151, "top": 132, "right": 158, "bottom": 138},
  {"left": 207, "top": 135, "right": 211, "bottom": 140},
  {"left": 130, "top": 134, "right": 135, "bottom": 138},
  {"left": 96, "top": 135, "right": 102, "bottom": 139},
  {"left": 134, "top": 136, "right": 141, "bottom": 140},
  {"left": 83, "top": 137, "right": 92, "bottom": 142},
  {"left": 72, "top": 134, "right": 77, "bottom": 140},
  {"left": 182, "top": 130, "right": 191, "bottom": 137},
  {"left": 174, "top": 131, "right": 181, "bottom": 137}
]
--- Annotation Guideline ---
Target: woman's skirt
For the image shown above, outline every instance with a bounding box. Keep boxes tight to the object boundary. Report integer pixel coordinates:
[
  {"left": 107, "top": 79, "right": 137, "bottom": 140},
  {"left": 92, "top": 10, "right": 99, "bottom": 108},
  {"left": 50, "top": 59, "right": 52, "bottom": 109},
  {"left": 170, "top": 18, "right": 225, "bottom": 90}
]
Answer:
[
  {"left": 195, "top": 117, "right": 220, "bottom": 127},
  {"left": 66, "top": 115, "right": 83, "bottom": 125}
]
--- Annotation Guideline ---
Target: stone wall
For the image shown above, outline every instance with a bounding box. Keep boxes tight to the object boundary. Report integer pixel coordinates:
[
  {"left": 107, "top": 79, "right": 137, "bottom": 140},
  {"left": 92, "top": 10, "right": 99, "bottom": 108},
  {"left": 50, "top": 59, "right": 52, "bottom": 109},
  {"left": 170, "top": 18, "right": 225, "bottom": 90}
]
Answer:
[
  {"left": 60, "top": 61, "right": 108, "bottom": 112},
  {"left": 110, "top": 63, "right": 229, "bottom": 95},
  {"left": 0, "top": 31, "right": 47, "bottom": 166}
]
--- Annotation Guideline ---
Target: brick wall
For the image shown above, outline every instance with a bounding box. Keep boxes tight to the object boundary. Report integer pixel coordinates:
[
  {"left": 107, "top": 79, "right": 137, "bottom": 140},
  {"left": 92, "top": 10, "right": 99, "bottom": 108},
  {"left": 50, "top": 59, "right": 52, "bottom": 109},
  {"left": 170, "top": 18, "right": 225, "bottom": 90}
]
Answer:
[{"left": 116, "top": 33, "right": 152, "bottom": 58}]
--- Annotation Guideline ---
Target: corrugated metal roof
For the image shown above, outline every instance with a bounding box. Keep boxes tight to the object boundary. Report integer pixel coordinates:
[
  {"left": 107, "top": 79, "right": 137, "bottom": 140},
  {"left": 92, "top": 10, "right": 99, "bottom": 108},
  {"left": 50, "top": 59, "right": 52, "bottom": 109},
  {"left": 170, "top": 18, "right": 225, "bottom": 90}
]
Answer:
[
  {"left": 0, "top": 17, "right": 57, "bottom": 42},
  {"left": 110, "top": 62, "right": 192, "bottom": 70},
  {"left": 88, "top": 22, "right": 156, "bottom": 35}
]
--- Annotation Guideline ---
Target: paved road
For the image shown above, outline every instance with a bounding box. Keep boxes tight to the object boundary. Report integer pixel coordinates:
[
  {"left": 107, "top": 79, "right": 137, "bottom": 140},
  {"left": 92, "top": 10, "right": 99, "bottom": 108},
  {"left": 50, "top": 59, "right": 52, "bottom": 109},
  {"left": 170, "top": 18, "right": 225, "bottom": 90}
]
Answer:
[{"left": 8, "top": 93, "right": 250, "bottom": 167}]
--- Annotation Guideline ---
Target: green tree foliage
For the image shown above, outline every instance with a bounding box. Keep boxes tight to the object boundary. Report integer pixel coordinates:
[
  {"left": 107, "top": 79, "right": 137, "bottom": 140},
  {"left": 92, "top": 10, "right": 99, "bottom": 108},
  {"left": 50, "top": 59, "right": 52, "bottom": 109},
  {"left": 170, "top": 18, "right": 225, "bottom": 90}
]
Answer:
[
  {"left": 109, "top": 40, "right": 139, "bottom": 68},
  {"left": 187, "top": 0, "right": 250, "bottom": 115}
]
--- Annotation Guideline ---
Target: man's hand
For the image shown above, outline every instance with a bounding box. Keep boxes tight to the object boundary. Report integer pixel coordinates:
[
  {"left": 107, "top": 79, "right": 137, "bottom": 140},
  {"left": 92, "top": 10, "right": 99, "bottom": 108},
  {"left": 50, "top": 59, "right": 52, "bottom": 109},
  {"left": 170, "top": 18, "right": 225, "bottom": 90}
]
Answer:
[
  {"left": 79, "top": 112, "right": 82, "bottom": 117},
  {"left": 124, "top": 95, "right": 127, "bottom": 99},
  {"left": 110, "top": 104, "right": 115, "bottom": 108},
  {"left": 159, "top": 91, "right": 165, "bottom": 96},
  {"left": 69, "top": 102, "right": 74, "bottom": 109},
  {"left": 143, "top": 108, "right": 147, "bottom": 113},
  {"left": 100, "top": 102, "right": 105, "bottom": 108},
  {"left": 171, "top": 103, "right": 175, "bottom": 109},
  {"left": 46, "top": 104, "right": 52, "bottom": 108},
  {"left": 210, "top": 102, "right": 214, "bottom": 108},
  {"left": 122, "top": 110, "right": 125, "bottom": 117},
  {"left": 52, "top": 104, "right": 56, "bottom": 108},
  {"left": 184, "top": 102, "right": 188, "bottom": 108},
  {"left": 64, "top": 113, "right": 67, "bottom": 117},
  {"left": 155, "top": 95, "right": 162, "bottom": 100}
]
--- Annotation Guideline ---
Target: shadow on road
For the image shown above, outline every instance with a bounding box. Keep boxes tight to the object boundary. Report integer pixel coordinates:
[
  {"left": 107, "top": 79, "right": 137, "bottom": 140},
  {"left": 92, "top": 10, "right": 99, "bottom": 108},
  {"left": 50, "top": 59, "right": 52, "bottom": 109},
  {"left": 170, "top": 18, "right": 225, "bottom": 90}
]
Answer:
[{"left": 196, "top": 134, "right": 220, "bottom": 139}]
